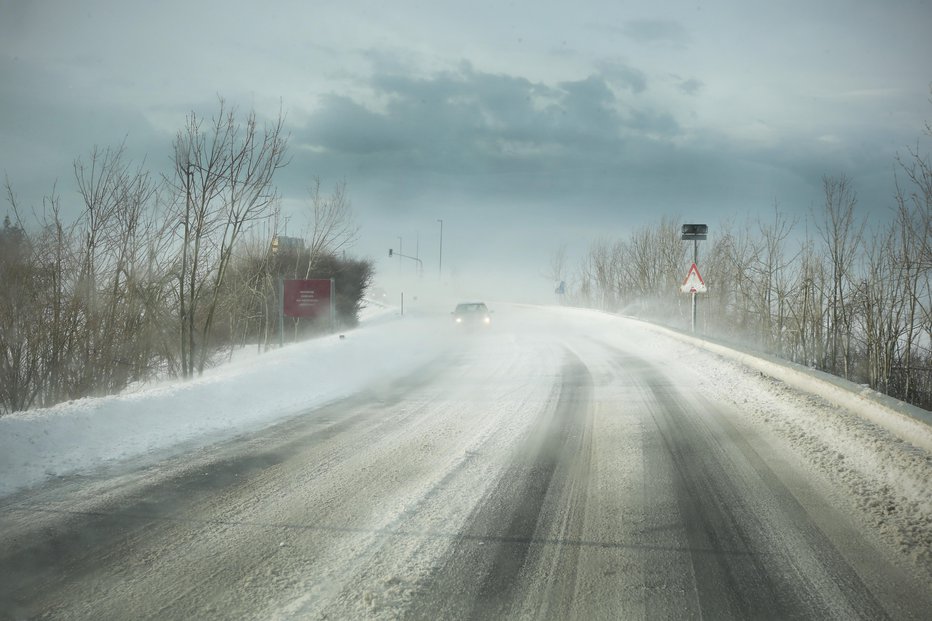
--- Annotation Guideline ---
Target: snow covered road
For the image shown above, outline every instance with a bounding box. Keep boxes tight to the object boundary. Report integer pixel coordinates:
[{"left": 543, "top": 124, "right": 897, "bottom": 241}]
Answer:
[{"left": 1, "top": 305, "right": 930, "bottom": 619}]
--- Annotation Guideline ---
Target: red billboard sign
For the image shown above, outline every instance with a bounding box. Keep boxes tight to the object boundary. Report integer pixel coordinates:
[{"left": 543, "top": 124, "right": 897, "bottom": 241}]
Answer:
[{"left": 283, "top": 279, "right": 333, "bottom": 318}]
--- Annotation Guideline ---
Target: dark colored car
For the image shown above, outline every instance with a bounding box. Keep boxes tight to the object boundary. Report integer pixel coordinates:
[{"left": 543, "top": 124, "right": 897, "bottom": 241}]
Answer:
[{"left": 452, "top": 302, "right": 492, "bottom": 327}]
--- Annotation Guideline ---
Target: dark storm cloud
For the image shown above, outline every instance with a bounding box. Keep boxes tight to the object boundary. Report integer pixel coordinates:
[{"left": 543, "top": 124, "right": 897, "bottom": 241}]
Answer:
[
  {"left": 296, "top": 65, "right": 681, "bottom": 177},
  {"left": 286, "top": 61, "right": 835, "bottom": 233},
  {"left": 285, "top": 56, "right": 919, "bottom": 246},
  {"left": 309, "top": 94, "right": 411, "bottom": 155}
]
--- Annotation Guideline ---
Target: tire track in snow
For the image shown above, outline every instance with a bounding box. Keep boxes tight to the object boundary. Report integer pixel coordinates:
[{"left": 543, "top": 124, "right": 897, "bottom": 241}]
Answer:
[
  {"left": 598, "top": 341, "right": 910, "bottom": 619},
  {"left": 406, "top": 347, "right": 594, "bottom": 619},
  {"left": 0, "top": 354, "right": 466, "bottom": 620}
]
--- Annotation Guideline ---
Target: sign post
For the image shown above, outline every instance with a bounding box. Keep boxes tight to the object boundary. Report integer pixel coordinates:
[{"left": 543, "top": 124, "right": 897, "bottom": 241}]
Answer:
[
  {"left": 280, "top": 278, "right": 336, "bottom": 346},
  {"left": 681, "top": 263, "right": 706, "bottom": 333},
  {"left": 681, "top": 224, "right": 708, "bottom": 334}
]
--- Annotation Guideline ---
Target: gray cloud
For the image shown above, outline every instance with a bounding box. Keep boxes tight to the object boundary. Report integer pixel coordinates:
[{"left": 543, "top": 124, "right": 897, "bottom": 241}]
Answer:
[
  {"left": 0, "top": 57, "right": 169, "bottom": 211},
  {"left": 619, "top": 19, "right": 691, "bottom": 47},
  {"left": 296, "top": 66, "right": 681, "bottom": 177},
  {"left": 282, "top": 59, "right": 919, "bottom": 267},
  {"left": 284, "top": 60, "right": 856, "bottom": 245},
  {"left": 309, "top": 94, "right": 411, "bottom": 155},
  {"left": 597, "top": 61, "right": 648, "bottom": 94},
  {"left": 677, "top": 78, "right": 704, "bottom": 96}
]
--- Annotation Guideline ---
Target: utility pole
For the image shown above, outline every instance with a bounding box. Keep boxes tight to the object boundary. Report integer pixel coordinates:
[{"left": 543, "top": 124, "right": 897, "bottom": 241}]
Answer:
[
  {"left": 692, "top": 238, "right": 698, "bottom": 331},
  {"left": 180, "top": 164, "right": 193, "bottom": 378},
  {"left": 437, "top": 219, "right": 443, "bottom": 282}
]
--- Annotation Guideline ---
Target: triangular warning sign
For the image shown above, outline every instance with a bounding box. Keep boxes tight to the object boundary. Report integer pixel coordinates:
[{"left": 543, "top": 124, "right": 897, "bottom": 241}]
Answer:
[{"left": 681, "top": 263, "right": 707, "bottom": 293}]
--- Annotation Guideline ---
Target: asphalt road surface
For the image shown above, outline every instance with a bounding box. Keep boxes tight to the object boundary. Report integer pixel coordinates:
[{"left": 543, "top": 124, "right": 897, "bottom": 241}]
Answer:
[{"left": 2, "top": 312, "right": 930, "bottom": 619}]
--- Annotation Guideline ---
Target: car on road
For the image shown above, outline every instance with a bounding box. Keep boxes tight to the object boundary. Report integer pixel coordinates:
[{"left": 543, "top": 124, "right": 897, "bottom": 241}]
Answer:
[{"left": 452, "top": 302, "right": 492, "bottom": 327}]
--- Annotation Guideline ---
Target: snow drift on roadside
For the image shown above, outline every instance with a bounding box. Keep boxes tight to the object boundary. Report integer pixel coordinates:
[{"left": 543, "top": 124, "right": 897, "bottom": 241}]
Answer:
[{"left": 0, "top": 312, "right": 450, "bottom": 498}]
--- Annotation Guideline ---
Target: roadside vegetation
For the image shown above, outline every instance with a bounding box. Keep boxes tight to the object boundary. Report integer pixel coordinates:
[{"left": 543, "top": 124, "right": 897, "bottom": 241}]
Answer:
[
  {"left": 0, "top": 98, "right": 372, "bottom": 414},
  {"left": 556, "top": 113, "right": 932, "bottom": 410}
]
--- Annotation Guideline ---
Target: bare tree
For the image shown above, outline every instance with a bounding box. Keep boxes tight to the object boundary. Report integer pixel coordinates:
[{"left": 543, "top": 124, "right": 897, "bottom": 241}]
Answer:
[
  {"left": 221, "top": 226, "right": 278, "bottom": 355},
  {"left": 73, "top": 143, "right": 160, "bottom": 394},
  {"left": 816, "top": 174, "right": 864, "bottom": 377},
  {"left": 891, "top": 124, "right": 932, "bottom": 401},
  {"left": 754, "top": 204, "right": 798, "bottom": 352},
  {"left": 546, "top": 244, "right": 568, "bottom": 288},
  {"left": 705, "top": 219, "right": 760, "bottom": 336},
  {"left": 0, "top": 184, "right": 42, "bottom": 412},
  {"left": 304, "top": 178, "right": 358, "bottom": 277},
  {"left": 856, "top": 228, "right": 906, "bottom": 394},
  {"left": 587, "top": 238, "right": 615, "bottom": 311},
  {"left": 170, "top": 98, "right": 289, "bottom": 377}
]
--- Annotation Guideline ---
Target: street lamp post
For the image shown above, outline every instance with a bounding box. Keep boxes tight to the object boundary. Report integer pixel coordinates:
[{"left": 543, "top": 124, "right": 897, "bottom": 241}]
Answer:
[
  {"left": 437, "top": 219, "right": 443, "bottom": 282},
  {"left": 397, "top": 236, "right": 403, "bottom": 276}
]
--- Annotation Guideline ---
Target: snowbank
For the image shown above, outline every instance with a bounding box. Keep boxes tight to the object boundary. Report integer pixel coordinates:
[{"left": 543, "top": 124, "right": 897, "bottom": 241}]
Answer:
[
  {"left": 0, "top": 312, "right": 451, "bottom": 498},
  {"left": 628, "top": 318, "right": 932, "bottom": 452}
]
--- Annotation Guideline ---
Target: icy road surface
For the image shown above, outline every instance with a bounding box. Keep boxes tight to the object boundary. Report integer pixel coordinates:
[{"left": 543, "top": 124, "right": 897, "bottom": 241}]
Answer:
[{"left": 1, "top": 305, "right": 930, "bottom": 619}]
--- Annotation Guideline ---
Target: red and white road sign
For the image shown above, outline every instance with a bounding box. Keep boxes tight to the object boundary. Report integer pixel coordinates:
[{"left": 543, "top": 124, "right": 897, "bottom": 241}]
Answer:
[
  {"left": 283, "top": 279, "right": 333, "bottom": 318},
  {"left": 681, "top": 263, "right": 707, "bottom": 293}
]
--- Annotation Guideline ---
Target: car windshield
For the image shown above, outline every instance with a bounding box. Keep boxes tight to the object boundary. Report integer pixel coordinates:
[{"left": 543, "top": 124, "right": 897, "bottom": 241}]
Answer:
[
  {"left": 2, "top": 1, "right": 932, "bottom": 619},
  {"left": 456, "top": 303, "right": 488, "bottom": 313}
]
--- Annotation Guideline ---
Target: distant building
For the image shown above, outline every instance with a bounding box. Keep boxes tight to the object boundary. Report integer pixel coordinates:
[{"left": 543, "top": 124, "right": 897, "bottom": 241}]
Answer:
[{"left": 271, "top": 235, "right": 305, "bottom": 255}]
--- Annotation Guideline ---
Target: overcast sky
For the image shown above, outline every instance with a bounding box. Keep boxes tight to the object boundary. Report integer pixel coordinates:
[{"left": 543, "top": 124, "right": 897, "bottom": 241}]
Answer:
[{"left": 2, "top": 0, "right": 931, "bottom": 300}]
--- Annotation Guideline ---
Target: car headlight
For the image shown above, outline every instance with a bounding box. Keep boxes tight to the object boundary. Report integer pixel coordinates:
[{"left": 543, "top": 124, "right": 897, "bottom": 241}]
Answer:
[
  {"left": 484, "top": 316, "right": 491, "bottom": 324},
  {"left": 455, "top": 317, "right": 462, "bottom": 323}
]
